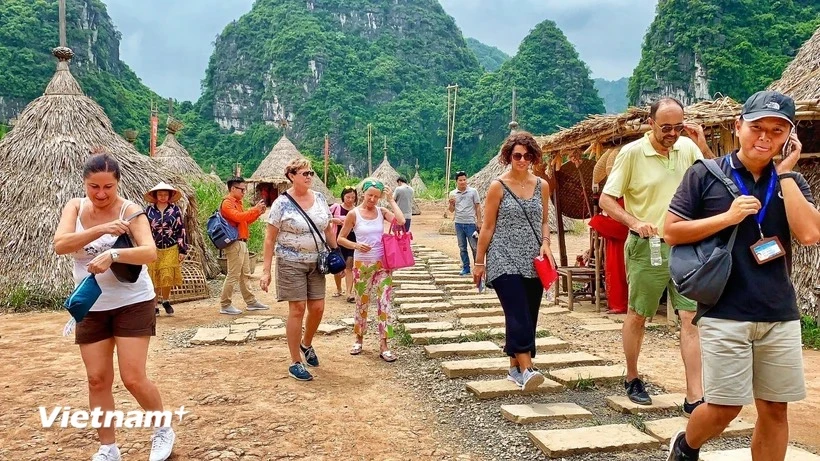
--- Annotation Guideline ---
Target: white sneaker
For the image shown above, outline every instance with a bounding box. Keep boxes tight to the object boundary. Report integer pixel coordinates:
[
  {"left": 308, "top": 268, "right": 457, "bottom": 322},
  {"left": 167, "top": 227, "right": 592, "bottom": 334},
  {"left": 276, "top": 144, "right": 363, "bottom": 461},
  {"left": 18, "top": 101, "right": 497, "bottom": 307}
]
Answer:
[
  {"left": 149, "top": 427, "right": 176, "bottom": 461},
  {"left": 521, "top": 368, "right": 545, "bottom": 391},
  {"left": 91, "top": 445, "right": 121, "bottom": 461},
  {"left": 220, "top": 305, "right": 242, "bottom": 315},
  {"left": 246, "top": 301, "right": 269, "bottom": 311}
]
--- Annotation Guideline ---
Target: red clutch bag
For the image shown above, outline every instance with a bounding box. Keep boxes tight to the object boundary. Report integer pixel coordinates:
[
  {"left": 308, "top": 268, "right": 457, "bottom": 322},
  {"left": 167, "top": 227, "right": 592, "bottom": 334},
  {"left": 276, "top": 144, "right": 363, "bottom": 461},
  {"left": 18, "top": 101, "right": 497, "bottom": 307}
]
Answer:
[{"left": 534, "top": 256, "right": 558, "bottom": 290}]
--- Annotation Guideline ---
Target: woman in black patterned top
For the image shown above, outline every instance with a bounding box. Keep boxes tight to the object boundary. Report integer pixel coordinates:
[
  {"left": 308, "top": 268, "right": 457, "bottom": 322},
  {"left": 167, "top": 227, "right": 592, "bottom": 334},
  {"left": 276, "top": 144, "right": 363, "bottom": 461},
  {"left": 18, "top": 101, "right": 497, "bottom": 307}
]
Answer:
[
  {"left": 144, "top": 182, "right": 188, "bottom": 316},
  {"left": 473, "top": 131, "right": 555, "bottom": 392}
]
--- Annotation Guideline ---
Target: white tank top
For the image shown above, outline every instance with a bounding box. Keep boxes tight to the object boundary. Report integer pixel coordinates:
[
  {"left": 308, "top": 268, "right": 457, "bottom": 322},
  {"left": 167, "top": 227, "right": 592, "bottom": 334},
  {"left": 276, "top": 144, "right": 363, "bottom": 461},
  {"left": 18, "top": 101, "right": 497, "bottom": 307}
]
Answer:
[
  {"left": 72, "top": 198, "right": 155, "bottom": 311},
  {"left": 353, "top": 207, "right": 385, "bottom": 263}
]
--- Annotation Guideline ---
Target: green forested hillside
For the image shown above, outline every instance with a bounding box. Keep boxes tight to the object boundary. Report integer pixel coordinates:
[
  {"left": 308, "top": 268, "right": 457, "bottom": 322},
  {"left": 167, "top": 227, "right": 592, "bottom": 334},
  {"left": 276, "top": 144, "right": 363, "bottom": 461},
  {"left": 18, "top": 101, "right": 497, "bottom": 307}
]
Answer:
[
  {"left": 629, "top": 0, "right": 820, "bottom": 104},
  {"left": 466, "top": 37, "right": 510, "bottom": 72},
  {"left": 594, "top": 77, "right": 628, "bottom": 113}
]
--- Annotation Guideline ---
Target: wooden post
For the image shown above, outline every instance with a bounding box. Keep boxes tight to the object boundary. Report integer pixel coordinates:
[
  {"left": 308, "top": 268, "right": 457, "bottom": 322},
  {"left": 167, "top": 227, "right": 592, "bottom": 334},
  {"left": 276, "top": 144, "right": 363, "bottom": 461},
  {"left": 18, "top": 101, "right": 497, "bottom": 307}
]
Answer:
[
  {"left": 58, "top": 0, "right": 66, "bottom": 47},
  {"left": 367, "top": 124, "right": 373, "bottom": 175},
  {"left": 149, "top": 101, "right": 158, "bottom": 157},
  {"left": 324, "top": 134, "right": 329, "bottom": 185}
]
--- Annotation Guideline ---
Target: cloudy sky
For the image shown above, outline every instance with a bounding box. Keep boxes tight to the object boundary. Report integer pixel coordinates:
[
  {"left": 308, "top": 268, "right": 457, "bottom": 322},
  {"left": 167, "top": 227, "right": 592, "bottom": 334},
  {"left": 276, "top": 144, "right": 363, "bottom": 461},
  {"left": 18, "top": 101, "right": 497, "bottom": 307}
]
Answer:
[{"left": 104, "top": 0, "right": 657, "bottom": 102}]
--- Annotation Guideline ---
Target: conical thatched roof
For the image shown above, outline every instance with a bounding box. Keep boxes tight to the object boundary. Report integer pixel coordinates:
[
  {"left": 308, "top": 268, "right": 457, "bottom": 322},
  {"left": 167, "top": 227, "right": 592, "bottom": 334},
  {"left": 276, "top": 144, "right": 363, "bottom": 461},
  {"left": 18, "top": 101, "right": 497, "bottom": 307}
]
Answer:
[
  {"left": 768, "top": 26, "right": 820, "bottom": 100},
  {"left": 155, "top": 119, "right": 225, "bottom": 191},
  {"left": 411, "top": 170, "right": 427, "bottom": 195},
  {"left": 0, "top": 47, "right": 215, "bottom": 303},
  {"left": 358, "top": 156, "right": 421, "bottom": 215},
  {"left": 248, "top": 135, "right": 335, "bottom": 201}
]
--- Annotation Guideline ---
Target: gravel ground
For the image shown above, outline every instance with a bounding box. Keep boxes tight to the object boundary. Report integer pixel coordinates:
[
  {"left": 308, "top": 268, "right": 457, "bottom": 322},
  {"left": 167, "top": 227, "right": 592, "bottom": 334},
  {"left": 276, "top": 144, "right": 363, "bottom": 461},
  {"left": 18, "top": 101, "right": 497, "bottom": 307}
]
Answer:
[{"left": 391, "top": 341, "right": 757, "bottom": 461}]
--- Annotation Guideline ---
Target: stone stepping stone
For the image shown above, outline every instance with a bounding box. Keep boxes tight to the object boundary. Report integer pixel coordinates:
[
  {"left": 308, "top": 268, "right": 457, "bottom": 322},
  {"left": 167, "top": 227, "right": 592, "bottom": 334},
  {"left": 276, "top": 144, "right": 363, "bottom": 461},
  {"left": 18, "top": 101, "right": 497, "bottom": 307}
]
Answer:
[
  {"left": 606, "top": 393, "right": 685, "bottom": 414},
  {"left": 441, "top": 352, "right": 603, "bottom": 378},
  {"left": 501, "top": 402, "right": 592, "bottom": 424},
  {"left": 452, "top": 294, "right": 499, "bottom": 301},
  {"left": 568, "top": 312, "right": 602, "bottom": 320},
  {"left": 190, "top": 327, "right": 230, "bottom": 345},
  {"left": 397, "top": 313, "right": 430, "bottom": 322},
  {"left": 423, "top": 341, "right": 501, "bottom": 358},
  {"left": 542, "top": 307, "right": 570, "bottom": 315},
  {"left": 261, "top": 318, "right": 284, "bottom": 328},
  {"left": 583, "top": 317, "right": 617, "bottom": 325},
  {"left": 410, "top": 329, "right": 473, "bottom": 345},
  {"left": 398, "top": 302, "right": 454, "bottom": 313},
  {"left": 534, "top": 336, "right": 570, "bottom": 352},
  {"left": 548, "top": 365, "right": 626, "bottom": 386},
  {"left": 528, "top": 424, "right": 659, "bottom": 458},
  {"left": 457, "top": 307, "right": 503, "bottom": 318},
  {"left": 644, "top": 417, "right": 754, "bottom": 444},
  {"left": 317, "top": 324, "right": 346, "bottom": 335},
  {"left": 256, "top": 328, "right": 286, "bottom": 340},
  {"left": 235, "top": 316, "right": 272, "bottom": 324},
  {"left": 580, "top": 323, "right": 623, "bottom": 332},
  {"left": 403, "top": 321, "right": 454, "bottom": 334},
  {"left": 484, "top": 326, "right": 548, "bottom": 336},
  {"left": 450, "top": 298, "right": 500, "bottom": 308},
  {"left": 465, "top": 378, "right": 563, "bottom": 399},
  {"left": 395, "top": 296, "right": 446, "bottom": 304},
  {"left": 225, "top": 332, "right": 250, "bottom": 343},
  {"left": 433, "top": 278, "right": 475, "bottom": 285},
  {"left": 230, "top": 323, "right": 260, "bottom": 334},
  {"left": 700, "top": 447, "right": 820, "bottom": 461},
  {"left": 461, "top": 316, "right": 505, "bottom": 328},
  {"left": 340, "top": 318, "right": 355, "bottom": 327},
  {"left": 429, "top": 267, "right": 462, "bottom": 272},
  {"left": 396, "top": 284, "right": 441, "bottom": 291}
]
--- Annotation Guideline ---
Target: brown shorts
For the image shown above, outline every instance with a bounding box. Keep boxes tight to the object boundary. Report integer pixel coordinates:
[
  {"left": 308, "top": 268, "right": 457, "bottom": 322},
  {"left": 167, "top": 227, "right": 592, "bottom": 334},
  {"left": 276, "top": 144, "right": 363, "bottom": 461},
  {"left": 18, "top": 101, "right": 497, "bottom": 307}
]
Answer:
[
  {"left": 75, "top": 298, "right": 157, "bottom": 345},
  {"left": 275, "top": 257, "right": 326, "bottom": 302}
]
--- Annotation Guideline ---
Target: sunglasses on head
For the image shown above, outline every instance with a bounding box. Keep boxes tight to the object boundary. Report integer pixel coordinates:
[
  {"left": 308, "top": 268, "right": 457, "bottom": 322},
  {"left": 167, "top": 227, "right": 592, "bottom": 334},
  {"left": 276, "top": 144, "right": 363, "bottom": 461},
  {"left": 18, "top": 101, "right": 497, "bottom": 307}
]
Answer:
[
  {"left": 657, "top": 123, "right": 686, "bottom": 134},
  {"left": 342, "top": 186, "right": 356, "bottom": 192},
  {"left": 512, "top": 152, "right": 534, "bottom": 161}
]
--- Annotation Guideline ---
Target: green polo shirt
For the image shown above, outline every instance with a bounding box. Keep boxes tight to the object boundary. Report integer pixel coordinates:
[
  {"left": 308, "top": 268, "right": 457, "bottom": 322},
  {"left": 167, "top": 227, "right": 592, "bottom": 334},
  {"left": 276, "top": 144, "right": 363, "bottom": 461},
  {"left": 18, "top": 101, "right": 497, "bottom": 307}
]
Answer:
[{"left": 602, "top": 131, "right": 702, "bottom": 236}]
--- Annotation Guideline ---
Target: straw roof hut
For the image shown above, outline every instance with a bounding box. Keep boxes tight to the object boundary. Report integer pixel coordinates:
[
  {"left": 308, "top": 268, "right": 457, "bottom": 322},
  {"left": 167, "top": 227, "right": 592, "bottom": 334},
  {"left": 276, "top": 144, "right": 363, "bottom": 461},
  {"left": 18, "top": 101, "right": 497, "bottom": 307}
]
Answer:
[
  {"left": 247, "top": 135, "right": 336, "bottom": 203},
  {"left": 769, "top": 26, "right": 820, "bottom": 319},
  {"left": 410, "top": 161, "right": 427, "bottom": 196},
  {"left": 0, "top": 47, "right": 213, "bottom": 304},
  {"left": 357, "top": 154, "right": 421, "bottom": 215},
  {"left": 155, "top": 118, "right": 222, "bottom": 187}
]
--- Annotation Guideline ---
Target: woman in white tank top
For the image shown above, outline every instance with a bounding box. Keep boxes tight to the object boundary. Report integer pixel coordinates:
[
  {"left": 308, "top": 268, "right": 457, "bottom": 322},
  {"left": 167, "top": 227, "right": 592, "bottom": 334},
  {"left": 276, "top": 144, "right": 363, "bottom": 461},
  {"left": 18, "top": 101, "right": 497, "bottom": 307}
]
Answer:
[
  {"left": 53, "top": 152, "right": 176, "bottom": 461},
  {"left": 337, "top": 179, "right": 406, "bottom": 362}
]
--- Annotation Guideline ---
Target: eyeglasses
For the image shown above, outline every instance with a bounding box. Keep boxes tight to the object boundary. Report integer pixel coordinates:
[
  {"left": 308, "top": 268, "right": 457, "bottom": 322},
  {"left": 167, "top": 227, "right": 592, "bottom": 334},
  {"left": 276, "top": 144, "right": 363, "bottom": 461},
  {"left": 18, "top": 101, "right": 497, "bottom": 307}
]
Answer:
[
  {"left": 298, "top": 170, "right": 315, "bottom": 177},
  {"left": 232, "top": 186, "right": 247, "bottom": 192},
  {"left": 658, "top": 123, "right": 685, "bottom": 134},
  {"left": 512, "top": 152, "right": 534, "bottom": 162}
]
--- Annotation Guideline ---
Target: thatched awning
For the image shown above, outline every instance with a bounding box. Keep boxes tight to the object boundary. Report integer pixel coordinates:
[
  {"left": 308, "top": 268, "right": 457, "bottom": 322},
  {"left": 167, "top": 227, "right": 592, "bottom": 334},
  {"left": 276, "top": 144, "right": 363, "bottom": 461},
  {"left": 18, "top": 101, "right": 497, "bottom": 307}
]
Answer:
[
  {"left": 0, "top": 47, "right": 216, "bottom": 302},
  {"left": 769, "top": 26, "right": 820, "bottom": 100},
  {"left": 247, "top": 135, "right": 335, "bottom": 201}
]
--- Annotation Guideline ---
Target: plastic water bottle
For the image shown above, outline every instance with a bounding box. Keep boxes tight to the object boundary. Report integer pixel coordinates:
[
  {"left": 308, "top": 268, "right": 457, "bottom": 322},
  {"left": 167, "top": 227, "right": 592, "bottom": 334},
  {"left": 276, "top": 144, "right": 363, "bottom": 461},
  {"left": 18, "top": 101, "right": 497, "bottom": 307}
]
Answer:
[{"left": 649, "top": 236, "right": 663, "bottom": 267}]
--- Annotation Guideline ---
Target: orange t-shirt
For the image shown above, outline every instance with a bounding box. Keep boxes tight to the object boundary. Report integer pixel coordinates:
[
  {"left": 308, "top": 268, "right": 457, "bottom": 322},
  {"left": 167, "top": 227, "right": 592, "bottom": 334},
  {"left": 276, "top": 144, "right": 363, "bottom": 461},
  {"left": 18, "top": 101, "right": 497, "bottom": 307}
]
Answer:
[{"left": 220, "top": 196, "right": 262, "bottom": 240}]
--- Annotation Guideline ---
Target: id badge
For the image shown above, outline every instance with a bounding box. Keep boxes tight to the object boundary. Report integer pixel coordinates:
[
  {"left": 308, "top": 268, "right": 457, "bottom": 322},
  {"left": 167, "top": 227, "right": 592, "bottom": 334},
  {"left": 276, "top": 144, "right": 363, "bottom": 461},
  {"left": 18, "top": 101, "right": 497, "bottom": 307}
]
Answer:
[{"left": 750, "top": 236, "right": 785, "bottom": 265}]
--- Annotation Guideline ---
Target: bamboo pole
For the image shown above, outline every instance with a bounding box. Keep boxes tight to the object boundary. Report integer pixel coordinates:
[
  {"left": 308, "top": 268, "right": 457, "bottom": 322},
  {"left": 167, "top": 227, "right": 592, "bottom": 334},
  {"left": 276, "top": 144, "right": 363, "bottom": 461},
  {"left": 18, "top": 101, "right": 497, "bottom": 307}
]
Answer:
[{"left": 59, "top": 0, "right": 66, "bottom": 47}]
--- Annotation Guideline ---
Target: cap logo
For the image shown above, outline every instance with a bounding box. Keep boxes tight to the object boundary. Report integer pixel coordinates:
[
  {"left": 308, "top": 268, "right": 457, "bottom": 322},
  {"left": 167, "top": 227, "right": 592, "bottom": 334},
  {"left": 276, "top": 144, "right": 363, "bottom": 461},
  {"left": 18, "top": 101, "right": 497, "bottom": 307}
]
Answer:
[{"left": 765, "top": 101, "right": 781, "bottom": 110}]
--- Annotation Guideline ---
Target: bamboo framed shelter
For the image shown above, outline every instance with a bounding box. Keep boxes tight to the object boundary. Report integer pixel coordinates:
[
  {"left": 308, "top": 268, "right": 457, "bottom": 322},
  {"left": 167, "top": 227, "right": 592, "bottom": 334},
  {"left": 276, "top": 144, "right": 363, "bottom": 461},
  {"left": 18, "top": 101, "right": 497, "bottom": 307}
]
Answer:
[{"left": 0, "top": 46, "right": 211, "bottom": 305}]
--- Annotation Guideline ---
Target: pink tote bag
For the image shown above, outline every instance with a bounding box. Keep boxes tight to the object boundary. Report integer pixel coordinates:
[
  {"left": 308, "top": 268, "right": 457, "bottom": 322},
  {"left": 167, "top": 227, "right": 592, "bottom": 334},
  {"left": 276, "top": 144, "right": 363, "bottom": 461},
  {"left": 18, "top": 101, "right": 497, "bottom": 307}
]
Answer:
[{"left": 381, "top": 220, "right": 414, "bottom": 270}]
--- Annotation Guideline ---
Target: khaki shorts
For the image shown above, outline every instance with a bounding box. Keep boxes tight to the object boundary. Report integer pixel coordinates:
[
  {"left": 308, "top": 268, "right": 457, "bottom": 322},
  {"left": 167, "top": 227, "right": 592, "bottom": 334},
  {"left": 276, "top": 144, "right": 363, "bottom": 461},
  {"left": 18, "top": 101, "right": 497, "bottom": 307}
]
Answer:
[
  {"left": 699, "top": 317, "right": 805, "bottom": 406},
  {"left": 75, "top": 298, "right": 157, "bottom": 345},
  {"left": 625, "top": 234, "right": 695, "bottom": 317},
  {"left": 276, "top": 257, "right": 326, "bottom": 302}
]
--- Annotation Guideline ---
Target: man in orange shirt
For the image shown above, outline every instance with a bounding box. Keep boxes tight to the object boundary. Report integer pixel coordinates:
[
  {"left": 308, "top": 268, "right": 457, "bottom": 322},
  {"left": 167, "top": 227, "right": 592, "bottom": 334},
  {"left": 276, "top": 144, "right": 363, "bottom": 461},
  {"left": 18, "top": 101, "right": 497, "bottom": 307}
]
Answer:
[{"left": 219, "top": 177, "right": 268, "bottom": 315}]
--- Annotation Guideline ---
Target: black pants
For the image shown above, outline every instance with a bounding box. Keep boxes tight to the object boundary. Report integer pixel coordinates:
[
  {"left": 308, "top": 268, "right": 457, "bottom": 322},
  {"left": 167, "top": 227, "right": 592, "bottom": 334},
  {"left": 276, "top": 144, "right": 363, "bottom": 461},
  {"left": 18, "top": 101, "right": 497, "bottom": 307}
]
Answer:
[{"left": 492, "top": 274, "right": 543, "bottom": 358}]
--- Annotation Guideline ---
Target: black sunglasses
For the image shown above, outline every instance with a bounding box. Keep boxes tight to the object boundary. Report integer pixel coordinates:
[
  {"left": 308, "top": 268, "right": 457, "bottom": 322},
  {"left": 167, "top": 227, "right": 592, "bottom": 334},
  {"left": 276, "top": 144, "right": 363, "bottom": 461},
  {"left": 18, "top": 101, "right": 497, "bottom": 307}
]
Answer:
[
  {"left": 232, "top": 185, "right": 247, "bottom": 192},
  {"left": 512, "top": 152, "right": 534, "bottom": 161},
  {"left": 297, "top": 170, "right": 315, "bottom": 177}
]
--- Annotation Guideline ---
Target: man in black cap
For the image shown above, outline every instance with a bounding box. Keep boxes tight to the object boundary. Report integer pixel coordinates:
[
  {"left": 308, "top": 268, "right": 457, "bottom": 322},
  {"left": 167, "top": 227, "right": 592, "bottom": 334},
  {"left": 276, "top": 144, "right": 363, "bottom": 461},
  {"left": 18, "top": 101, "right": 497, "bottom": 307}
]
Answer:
[{"left": 664, "top": 90, "right": 820, "bottom": 461}]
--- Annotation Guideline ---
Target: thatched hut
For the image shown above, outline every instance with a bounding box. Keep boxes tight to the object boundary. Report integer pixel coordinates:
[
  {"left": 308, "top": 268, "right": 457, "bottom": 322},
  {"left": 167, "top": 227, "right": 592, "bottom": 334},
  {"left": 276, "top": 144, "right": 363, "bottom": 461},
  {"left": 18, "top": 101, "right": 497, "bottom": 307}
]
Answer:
[
  {"left": 246, "top": 135, "right": 336, "bottom": 204},
  {"left": 410, "top": 161, "right": 428, "bottom": 196},
  {"left": 769, "top": 26, "right": 820, "bottom": 319},
  {"left": 357, "top": 154, "right": 421, "bottom": 215},
  {"left": 0, "top": 47, "right": 210, "bottom": 305}
]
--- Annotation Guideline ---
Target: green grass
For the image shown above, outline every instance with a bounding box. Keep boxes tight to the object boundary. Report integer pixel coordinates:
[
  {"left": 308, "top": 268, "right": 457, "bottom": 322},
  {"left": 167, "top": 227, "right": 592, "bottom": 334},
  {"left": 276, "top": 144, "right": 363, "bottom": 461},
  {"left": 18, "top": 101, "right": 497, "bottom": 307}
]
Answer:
[
  {"left": 801, "top": 315, "right": 820, "bottom": 349},
  {"left": 572, "top": 376, "right": 595, "bottom": 391},
  {"left": 192, "top": 180, "right": 265, "bottom": 254},
  {"left": 394, "top": 324, "right": 414, "bottom": 347},
  {"left": 628, "top": 414, "right": 647, "bottom": 432},
  {"left": 1, "top": 284, "right": 66, "bottom": 312},
  {"left": 535, "top": 329, "right": 551, "bottom": 338}
]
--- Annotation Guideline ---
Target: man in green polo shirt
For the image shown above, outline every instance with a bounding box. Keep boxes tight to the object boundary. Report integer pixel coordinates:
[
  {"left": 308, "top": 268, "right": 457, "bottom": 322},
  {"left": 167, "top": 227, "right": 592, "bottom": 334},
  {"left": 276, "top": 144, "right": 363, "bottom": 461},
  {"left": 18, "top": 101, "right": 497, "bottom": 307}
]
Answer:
[{"left": 600, "top": 98, "right": 714, "bottom": 411}]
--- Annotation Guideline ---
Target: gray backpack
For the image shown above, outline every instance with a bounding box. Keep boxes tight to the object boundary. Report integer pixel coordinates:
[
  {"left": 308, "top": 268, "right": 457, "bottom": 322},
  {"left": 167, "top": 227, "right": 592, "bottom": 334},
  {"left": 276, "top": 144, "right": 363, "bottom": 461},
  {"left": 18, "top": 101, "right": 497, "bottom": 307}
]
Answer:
[{"left": 669, "top": 158, "right": 741, "bottom": 312}]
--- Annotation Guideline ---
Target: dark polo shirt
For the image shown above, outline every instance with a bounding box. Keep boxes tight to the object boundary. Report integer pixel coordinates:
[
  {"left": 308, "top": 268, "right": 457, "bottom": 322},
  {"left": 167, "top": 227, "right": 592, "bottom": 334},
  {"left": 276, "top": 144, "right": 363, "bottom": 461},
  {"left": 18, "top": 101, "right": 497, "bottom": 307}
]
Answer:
[{"left": 668, "top": 151, "right": 814, "bottom": 322}]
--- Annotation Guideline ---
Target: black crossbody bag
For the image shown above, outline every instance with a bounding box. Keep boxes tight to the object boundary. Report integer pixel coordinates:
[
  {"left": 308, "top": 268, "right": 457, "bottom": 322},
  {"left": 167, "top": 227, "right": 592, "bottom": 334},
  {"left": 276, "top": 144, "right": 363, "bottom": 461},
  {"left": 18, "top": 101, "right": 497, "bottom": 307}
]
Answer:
[{"left": 282, "top": 192, "right": 346, "bottom": 275}]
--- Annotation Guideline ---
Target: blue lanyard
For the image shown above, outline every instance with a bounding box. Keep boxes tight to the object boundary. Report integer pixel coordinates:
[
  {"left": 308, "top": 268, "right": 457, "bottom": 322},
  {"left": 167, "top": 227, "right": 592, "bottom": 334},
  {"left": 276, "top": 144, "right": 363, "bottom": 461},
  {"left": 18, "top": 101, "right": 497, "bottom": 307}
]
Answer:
[{"left": 730, "top": 166, "right": 777, "bottom": 237}]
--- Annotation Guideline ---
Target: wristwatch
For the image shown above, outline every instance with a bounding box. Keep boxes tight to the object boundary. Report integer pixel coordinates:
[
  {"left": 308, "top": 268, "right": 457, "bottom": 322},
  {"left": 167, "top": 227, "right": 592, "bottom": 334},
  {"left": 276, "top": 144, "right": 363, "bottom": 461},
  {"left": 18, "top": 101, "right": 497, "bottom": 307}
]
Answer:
[
  {"left": 110, "top": 250, "right": 120, "bottom": 262},
  {"left": 778, "top": 172, "right": 799, "bottom": 182}
]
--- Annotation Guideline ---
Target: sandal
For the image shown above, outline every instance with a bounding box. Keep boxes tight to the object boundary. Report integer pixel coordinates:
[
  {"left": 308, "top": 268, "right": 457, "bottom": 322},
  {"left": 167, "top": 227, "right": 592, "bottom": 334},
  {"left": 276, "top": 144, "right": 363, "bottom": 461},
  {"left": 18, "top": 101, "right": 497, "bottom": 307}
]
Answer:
[
  {"left": 350, "top": 343, "right": 363, "bottom": 355},
  {"left": 332, "top": 292, "right": 343, "bottom": 297},
  {"left": 379, "top": 350, "right": 397, "bottom": 363},
  {"left": 346, "top": 296, "right": 356, "bottom": 303}
]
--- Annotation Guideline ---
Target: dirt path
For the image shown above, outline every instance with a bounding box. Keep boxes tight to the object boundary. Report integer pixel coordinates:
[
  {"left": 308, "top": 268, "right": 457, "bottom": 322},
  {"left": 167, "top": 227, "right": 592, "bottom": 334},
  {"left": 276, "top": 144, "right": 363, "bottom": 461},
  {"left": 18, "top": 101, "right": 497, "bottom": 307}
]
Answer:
[{"left": 0, "top": 200, "right": 818, "bottom": 460}]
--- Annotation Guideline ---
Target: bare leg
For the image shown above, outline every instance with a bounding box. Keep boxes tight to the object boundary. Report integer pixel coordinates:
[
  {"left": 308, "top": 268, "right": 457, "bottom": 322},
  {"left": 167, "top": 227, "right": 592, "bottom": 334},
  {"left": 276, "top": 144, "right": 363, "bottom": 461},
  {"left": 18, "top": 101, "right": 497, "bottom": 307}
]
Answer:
[
  {"left": 623, "top": 309, "right": 648, "bottom": 381},
  {"left": 160, "top": 287, "right": 171, "bottom": 302},
  {"left": 79, "top": 339, "right": 116, "bottom": 445},
  {"left": 678, "top": 310, "right": 703, "bottom": 402},
  {"left": 344, "top": 266, "right": 354, "bottom": 296},
  {"left": 333, "top": 273, "right": 343, "bottom": 294},
  {"left": 287, "top": 301, "right": 306, "bottom": 363},
  {"left": 683, "top": 403, "right": 742, "bottom": 448},
  {"left": 751, "top": 399, "right": 789, "bottom": 461},
  {"left": 515, "top": 352, "right": 532, "bottom": 370},
  {"left": 116, "top": 336, "right": 164, "bottom": 412},
  {"left": 302, "top": 298, "right": 325, "bottom": 348}
]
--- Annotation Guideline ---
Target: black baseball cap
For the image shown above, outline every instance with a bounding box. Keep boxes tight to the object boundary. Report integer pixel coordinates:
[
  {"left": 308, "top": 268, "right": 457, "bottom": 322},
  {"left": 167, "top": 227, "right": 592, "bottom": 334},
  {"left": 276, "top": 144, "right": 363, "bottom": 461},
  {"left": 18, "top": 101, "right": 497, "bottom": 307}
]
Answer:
[
  {"left": 741, "top": 91, "right": 795, "bottom": 127},
  {"left": 397, "top": 177, "right": 407, "bottom": 184}
]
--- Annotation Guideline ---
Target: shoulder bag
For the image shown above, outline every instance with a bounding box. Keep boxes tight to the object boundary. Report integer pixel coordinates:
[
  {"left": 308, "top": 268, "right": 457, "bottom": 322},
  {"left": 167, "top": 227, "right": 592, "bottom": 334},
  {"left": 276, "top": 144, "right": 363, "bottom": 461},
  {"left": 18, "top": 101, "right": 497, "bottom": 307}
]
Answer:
[{"left": 283, "top": 192, "right": 346, "bottom": 275}]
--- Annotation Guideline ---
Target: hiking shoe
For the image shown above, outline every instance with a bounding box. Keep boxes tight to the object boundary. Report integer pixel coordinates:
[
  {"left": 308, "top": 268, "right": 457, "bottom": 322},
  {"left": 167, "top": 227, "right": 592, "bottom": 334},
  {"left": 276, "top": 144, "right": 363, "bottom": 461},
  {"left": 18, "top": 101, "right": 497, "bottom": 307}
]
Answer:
[
  {"left": 521, "top": 367, "right": 545, "bottom": 391},
  {"left": 625, "top": 378, "right": 652, "bottom": 405},
  {"left": 220, "top": 305, "right": 242, "bottom": 315},
  {"left": 91, "top": 445, "right": 121, "bottom": 461},
  {"left": 507, "top": 366, "right": 524, "bottom": 387},
  {"left": 682, "top": 398, "right": 704, "bottom": 418},
  {"left": 300, "top": 344, "right": 319, "bottom": 367},
  {"left": 289, "top": 362, "right": 313, "bottom": 381},
  {"left": 162, "top": 301, "right": 174, "bottom": 316},
  {"left": 666, "top": 429, "right": 697, "bottom": 461},
  {"left": 246, "top": 301, "right": 269, "bottom": 311},
  {"left": 459, "top": 268, "right": 471, "bottom": 276},
  {"left": 149, "top": 427, "right": 176, "bottom": 461}
]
